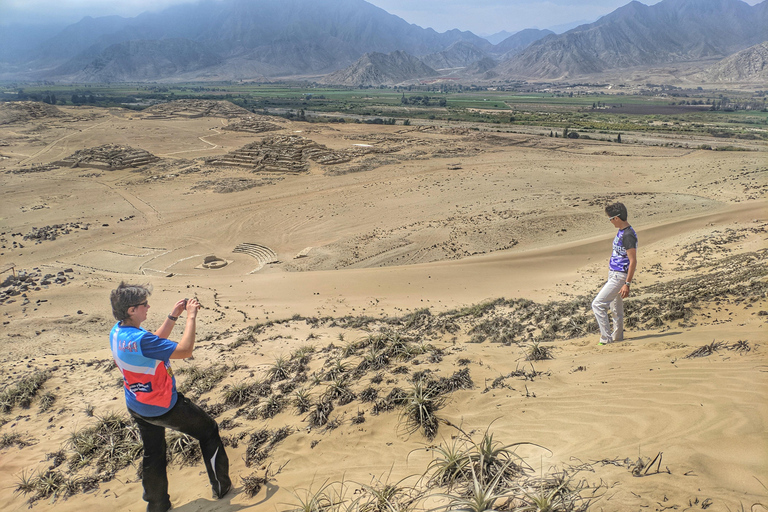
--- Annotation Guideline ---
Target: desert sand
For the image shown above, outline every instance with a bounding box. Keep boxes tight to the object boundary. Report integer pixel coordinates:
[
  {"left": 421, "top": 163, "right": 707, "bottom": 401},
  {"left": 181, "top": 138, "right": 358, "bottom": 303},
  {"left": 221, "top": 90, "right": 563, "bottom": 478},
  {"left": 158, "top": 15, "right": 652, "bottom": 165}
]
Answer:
[{"left": 0, "top": 100, "right": 766, "bottom": 512}]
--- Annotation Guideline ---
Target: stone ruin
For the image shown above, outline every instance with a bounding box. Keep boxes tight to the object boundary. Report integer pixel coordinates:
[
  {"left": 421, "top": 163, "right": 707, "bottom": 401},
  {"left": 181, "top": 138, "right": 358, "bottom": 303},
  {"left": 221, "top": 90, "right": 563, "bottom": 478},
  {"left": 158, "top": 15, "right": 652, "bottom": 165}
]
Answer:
[
  {"left": 1, "top": 268, "right": 74, "bottom": 307},
  {"left": 222, "top": 116, "right": 282, "bottom": 134},
  {"left": 205, "top": 134, "right": 352, "bottom": 173},
  {"left": 233, "top": 243, "right": 278, "bottom": 273},
  {"left": 54, "top": 144, "right": 160, "bottom": 170},
  {"left": 142, "top": 100, "right": 252, "bottom": 119},
  {"left": 0, "top": 101, "right": 68, "bottom": 125},
  {"left": 24, "top": 223, "right": 89, "bottom": 242},
  {"left": 199, "top": 255, "right": 228, "bottom": 269}
]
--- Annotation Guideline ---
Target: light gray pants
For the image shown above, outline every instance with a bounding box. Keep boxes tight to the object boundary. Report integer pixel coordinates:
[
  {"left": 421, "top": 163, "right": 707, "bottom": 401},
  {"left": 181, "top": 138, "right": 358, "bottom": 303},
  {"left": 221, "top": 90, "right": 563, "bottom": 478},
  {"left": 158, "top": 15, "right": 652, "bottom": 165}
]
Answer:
[{"left": 592, "top": 271, "right": 627, "bottom": 342}]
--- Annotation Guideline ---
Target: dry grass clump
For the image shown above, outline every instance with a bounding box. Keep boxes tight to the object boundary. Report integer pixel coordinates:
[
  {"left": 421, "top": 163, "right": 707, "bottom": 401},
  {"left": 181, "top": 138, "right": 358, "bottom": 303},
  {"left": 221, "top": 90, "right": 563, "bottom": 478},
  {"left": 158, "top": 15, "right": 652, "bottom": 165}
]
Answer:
[
  {"left": 267, "top": 355, "right": 293, "bottom": 383},
  {"left": 13, "top": 469, "right": 90, "bottom": 503},
  {"left": 525, "top": 341, "right": 554, "bottom": 361},
  {"left": 277, "top": 424, "right": 594, "bottom": 511},
  {"left": 399, "top": 379, "right": 447, "bottom": 440},
  {"left": 469, "top": 316, "right": 524, "bottom": 345},
  {"left": 166, "top": 431, "right": 201, "bottom": 466},
  {"left": 241, "top": 472, "right": 269, "bottom": 498},
  {"left": 728, "top": 340, "right": 751, "bottom": 353},
  {"left": 357, "top": 474, "right": 421, "bottom": 511},
  {"left": 596, "top": 452, "right": 671, "bottom": 479},
  {"left": 14, "top": 412, "right": 144, "bottom": 502},
  {"left": 516, "top": 471, "right": 591, "bottom": 512},
  {"left": 323, "top": 358, "right": 350, "bottom": 380},
  {"left": 244, "top": 427, "right": 292, "bottom": 468},
  {"left": 629, "top": 451, "right": 669, "bottom": 477},
  {"left": 0, "top": 370, "right": 50, "bottom": 412},
  {"left": 422, "top": 425, "right": 593, "bottom": 512},
  {"left": 176, "top": 363, "right": 229, "bottom": 397},
  {"left": 359, "top": 386, "right": 379, "bottom": 402},
  {"left": 423, "top": 425, "right": 535, "bottom": 493},
  {"left": 685, "top": 340, "right": 727, "bottom": 358},
  {"left": 291, "top": 344, "right": 315, "bottom": 369},
  {"left": 285, "top": 473, "right": 422, "bottom": 512},
  {"left": 259, "top": 394, "right": 286, "bottom": 419},
  {"left": 223, "top": 380, "right": 255, "bottom": 405},
  {"left": 308, "top": 400, "right": 334, "bottom": 427},
  {"left": 356, "top": 345, "right": 391, "bottom": 373},
  {"left": 323, "top": 376, "right": 356, "bottom": 405},
  {"left": 1, "top": 432, "right": 34, "bottom": 449},
  {"left": 67, "top": 412, "right": 142, "bottom": 476},
  {"left": 292, "top": 387, "right": 313, "bottom": 414},
  {"left": 38, "top": 391, "right": 56, "bottom": 412},
  {"left": 433, "top": 368, "right": 474, "bottom": 394}
]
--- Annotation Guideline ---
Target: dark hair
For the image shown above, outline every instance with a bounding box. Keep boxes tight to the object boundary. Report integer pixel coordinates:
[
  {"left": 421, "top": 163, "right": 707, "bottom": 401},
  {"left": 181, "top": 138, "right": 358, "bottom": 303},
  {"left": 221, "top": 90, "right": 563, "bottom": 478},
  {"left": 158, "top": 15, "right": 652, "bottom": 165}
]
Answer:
[
  {"left": 110, "top": 282, "right": 152, "bottom": 321},
  {"left": 605, "top": 202, "right": 628, "bottom": 222}
]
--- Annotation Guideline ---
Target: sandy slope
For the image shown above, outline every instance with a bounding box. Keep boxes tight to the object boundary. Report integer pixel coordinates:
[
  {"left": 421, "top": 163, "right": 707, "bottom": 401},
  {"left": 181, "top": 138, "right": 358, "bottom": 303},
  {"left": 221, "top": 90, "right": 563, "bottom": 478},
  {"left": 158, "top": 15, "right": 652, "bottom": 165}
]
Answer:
[{"left": 0, "top": 103, "right": 766, "bottom": 512}]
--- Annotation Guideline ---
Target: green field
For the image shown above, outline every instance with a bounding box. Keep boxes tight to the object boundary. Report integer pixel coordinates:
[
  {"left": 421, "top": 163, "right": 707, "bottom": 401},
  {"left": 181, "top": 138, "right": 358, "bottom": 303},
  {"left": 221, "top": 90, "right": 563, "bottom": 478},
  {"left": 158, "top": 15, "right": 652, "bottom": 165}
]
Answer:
[{"left": 1, "top": 82, "right": 766, "bottom": 140}]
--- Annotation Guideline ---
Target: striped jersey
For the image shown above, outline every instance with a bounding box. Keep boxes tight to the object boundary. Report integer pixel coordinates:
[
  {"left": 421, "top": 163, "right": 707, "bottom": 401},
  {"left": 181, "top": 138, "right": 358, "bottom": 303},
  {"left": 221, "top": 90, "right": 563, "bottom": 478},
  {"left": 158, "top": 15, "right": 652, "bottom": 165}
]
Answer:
[{"left": 110, "top": 322, "right": 178, "bottom": 417}]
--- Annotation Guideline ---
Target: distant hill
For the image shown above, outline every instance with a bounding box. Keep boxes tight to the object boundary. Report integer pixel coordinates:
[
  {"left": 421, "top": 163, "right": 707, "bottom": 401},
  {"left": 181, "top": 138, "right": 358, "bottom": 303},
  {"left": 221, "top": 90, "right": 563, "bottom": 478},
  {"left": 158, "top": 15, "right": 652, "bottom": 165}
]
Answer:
[
  {"left": 703, "top": 41, "right": 768, "bottom": 82},
  {"left": 320, "top": 50, "right": 438, "bottom": 86},
  {"left": 466, "top": 57, "right": 499, "bottom": 77},
  {"left": 494, "top": 0, "right": 768, "bottom": 80},
  {"left": 420, "top": 42, "right": 489, "bottom": 70},
  {"left": 494, "top": 29, "right": 554, "bottom": 58},
  {"left": 483, "top": 31, "right": 515, "bottom": 45},
  {"left": 56, "top": 39, "right": 223, "bottom": 82},
  {"left": 7, "top": 0, "right": 491, "bottom": 81},
  {"left": 2, "top": 0, "right": 764, "bottom": 84}
]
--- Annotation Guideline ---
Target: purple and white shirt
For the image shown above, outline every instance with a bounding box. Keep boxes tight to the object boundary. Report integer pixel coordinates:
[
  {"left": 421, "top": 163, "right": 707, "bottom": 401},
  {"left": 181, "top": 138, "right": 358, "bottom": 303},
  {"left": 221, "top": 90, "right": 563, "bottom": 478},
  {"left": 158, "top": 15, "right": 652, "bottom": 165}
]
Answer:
[{"left": 609, "top": 226, "right": 638, "bottom": 273}]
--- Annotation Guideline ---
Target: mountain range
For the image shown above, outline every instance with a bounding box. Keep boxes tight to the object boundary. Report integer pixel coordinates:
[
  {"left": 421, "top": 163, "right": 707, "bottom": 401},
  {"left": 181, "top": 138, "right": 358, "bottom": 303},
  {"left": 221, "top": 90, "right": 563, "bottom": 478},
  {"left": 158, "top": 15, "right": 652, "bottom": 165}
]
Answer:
[{"left": 0, "top": 0, "right": 765, "bottom": 84}]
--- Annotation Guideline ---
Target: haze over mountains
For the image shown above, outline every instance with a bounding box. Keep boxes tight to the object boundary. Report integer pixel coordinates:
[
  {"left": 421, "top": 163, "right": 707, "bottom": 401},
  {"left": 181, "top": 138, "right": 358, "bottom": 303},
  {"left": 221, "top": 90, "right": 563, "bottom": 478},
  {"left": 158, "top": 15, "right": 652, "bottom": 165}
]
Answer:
[{"left": 1, "top": 0, "right": 766, "bottom": 84}]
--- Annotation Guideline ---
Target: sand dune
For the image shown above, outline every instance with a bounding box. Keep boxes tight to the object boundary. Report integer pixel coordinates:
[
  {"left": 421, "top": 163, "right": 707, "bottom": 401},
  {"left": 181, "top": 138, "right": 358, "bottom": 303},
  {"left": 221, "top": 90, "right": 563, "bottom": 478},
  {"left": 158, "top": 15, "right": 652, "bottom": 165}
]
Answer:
[{"left": 0, "top": 103, "right": 766, "bottom": 512}]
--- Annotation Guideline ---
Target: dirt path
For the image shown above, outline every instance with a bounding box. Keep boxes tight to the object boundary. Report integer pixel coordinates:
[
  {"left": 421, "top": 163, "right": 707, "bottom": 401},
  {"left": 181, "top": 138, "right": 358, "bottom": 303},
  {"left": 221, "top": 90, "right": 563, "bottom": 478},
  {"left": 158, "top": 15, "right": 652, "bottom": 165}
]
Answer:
[{"left": 18, "top": 119, "right": 111, "bottom": 165}]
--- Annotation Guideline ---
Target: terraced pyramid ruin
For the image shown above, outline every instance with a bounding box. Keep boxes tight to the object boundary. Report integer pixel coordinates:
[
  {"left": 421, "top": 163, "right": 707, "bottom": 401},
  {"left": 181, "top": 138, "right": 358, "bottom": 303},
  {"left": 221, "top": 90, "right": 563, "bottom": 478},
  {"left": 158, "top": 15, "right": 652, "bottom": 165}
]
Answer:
[
  {"left": 0, "top": 101, "right": 69, "bottom": 125},
  {"left": 55, "top": 144, "right": 160, "bottom": 170},
  {"left": 142, "top": 99, "right": 252, "bottom": 119},
  {"left": 206, "top": 135, "right": 352, "bottom": 174},
  {"left": 222, "top": 116, "right": 283, "bottom": 134}
]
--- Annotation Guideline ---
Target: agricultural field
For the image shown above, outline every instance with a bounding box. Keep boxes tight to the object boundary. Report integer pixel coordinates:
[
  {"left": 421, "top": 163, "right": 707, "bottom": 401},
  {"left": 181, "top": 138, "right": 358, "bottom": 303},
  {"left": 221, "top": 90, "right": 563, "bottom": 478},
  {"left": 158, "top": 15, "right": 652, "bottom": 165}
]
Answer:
[{"left": 2, "top": 82, "right": 766, "bottom": 141}]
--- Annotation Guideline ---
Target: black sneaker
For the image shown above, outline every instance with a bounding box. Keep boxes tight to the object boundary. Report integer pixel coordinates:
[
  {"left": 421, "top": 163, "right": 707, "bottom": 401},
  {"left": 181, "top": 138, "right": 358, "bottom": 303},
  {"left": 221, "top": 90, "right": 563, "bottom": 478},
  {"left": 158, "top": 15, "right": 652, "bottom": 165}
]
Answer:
[
  {"left": 147, "top": 501, "right": 172, "bottom": 512},
  {"left": 214, "top": 482, "right": 232, "bottom": 499}
]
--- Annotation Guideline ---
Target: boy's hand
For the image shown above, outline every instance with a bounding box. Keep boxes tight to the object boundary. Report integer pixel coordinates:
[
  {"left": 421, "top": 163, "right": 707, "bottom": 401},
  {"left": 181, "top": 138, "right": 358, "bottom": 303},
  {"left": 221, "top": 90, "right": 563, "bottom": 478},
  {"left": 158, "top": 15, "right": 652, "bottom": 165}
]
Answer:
[
  {"left": 620, "top": 285, "right": 630, "bottom": 298},
  {"left": 171, "top": 299, "right": 187, "bottom": 317},
  {"left": 185, "top": 298, "right": 200, "bottom": 318}
]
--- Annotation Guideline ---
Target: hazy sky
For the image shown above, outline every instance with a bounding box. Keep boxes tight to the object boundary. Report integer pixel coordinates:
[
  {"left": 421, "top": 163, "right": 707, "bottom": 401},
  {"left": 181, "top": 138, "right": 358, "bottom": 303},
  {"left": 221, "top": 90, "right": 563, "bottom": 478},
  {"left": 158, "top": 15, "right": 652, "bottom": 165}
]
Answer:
[{"left": 0, "top": 0, "right": 763, "bottom": 33}]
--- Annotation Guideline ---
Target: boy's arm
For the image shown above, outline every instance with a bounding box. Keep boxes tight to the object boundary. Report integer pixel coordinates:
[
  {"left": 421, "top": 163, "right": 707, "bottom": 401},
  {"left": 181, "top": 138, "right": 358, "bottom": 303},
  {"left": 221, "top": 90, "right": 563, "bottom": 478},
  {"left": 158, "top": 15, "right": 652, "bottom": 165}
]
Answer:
[
  {"left": 620, "top": 248, "right": 637, "bottom": 298},
  {"left": 170, "top": 299, "right": 200, "bottom": 359},
  {"left": 154, "top": 299, "right": 187, "bottom": 339}
]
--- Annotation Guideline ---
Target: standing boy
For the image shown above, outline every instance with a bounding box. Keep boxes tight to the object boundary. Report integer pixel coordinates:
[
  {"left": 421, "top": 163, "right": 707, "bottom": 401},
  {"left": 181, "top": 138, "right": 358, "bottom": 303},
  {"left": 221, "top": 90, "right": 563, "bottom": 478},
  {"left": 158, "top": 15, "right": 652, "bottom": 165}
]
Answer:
[
  {"left": 109, "top": 282, "right": 231, "bottom": 512},
  {"left": 592, "top": 202, "right": 637, "bottom": 345}
]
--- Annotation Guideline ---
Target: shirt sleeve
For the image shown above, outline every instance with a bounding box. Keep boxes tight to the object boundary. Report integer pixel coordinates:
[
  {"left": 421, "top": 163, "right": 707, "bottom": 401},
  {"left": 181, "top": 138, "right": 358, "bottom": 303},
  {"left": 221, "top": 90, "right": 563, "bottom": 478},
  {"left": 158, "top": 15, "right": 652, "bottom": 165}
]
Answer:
[
  {"left": 622, "top": 229, "right": 638, "bottom": 251},
  {"left": 139, "top": 331, "right": 178, "bottom": 360}
]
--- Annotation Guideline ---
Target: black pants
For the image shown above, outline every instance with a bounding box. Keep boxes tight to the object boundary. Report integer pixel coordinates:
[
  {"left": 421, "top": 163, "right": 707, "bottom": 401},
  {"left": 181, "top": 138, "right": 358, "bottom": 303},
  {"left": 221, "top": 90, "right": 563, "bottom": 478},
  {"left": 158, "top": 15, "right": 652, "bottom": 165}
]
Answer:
[{"left": 129, "top": 393, "right": 231, "bottom": 512}]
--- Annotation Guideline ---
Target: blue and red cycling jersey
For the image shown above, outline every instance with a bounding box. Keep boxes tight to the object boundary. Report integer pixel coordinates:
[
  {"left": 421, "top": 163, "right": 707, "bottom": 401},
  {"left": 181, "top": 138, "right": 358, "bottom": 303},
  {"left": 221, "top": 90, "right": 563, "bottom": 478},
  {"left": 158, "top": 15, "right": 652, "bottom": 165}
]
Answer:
[{"left": 110, "top": 323, "right": 178, "bottom": 417}]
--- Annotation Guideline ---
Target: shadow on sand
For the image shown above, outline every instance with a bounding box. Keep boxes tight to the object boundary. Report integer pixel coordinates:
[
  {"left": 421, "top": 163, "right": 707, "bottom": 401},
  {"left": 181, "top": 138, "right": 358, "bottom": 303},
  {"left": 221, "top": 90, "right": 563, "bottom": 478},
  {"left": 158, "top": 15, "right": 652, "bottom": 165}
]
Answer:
[
  {"left": 629, "top": 331, "right": 682, "bottom": 341},
  {"left": 171, "top": 482, "right": 280, "bottom": 511}
]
